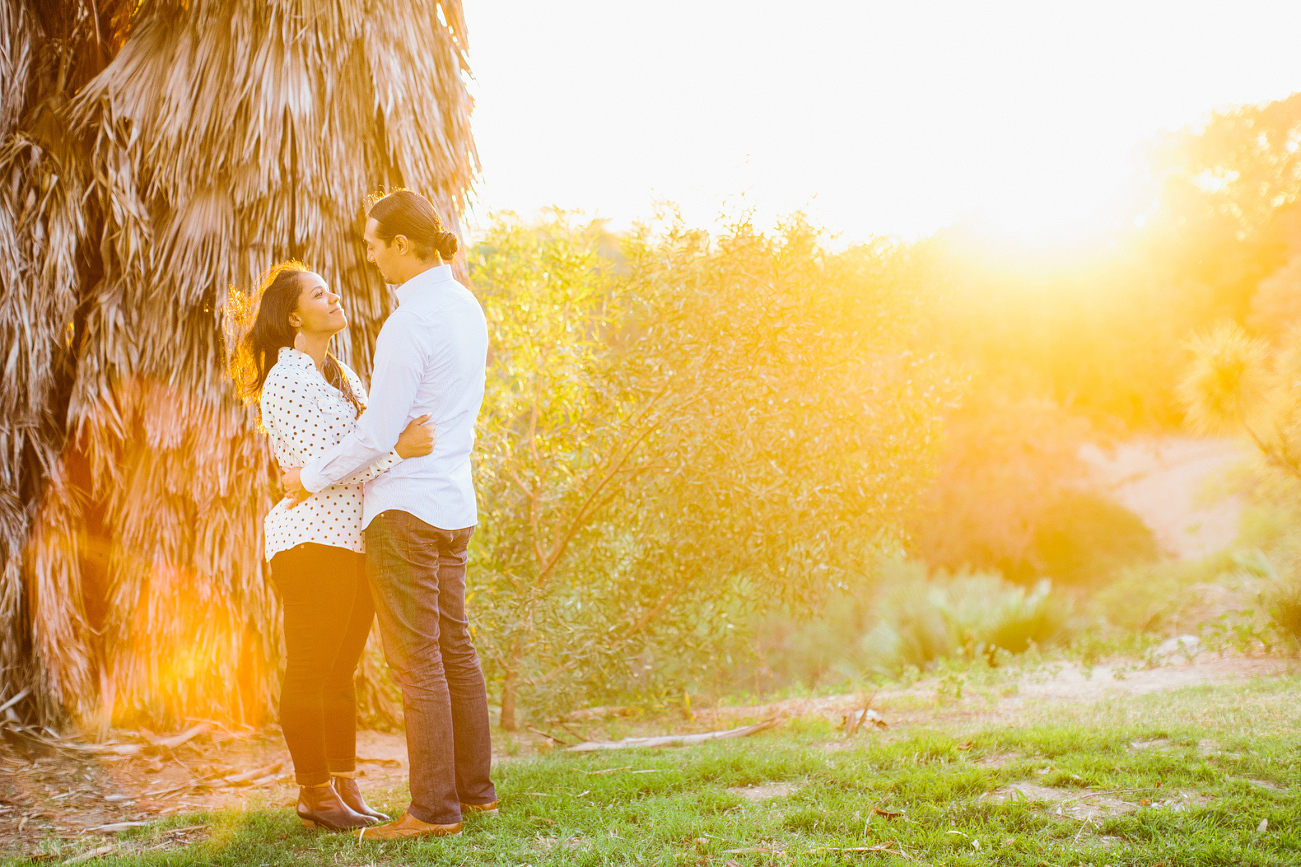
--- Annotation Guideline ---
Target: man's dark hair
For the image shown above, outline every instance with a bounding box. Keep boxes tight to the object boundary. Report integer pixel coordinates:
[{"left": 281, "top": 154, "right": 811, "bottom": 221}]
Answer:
[{"left": 368, "top": 189, "right": 459, "bottom": 261}]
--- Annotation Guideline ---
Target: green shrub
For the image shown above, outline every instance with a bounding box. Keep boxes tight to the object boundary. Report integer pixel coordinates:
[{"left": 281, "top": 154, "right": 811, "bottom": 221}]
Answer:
[
  {"left": 908, "top": 398, "right": 1157, "bottom": 588},
  {"left": 1267, "top": 585, "right": 1301, "bottom": 646},
  {"left": 907, "top": 395, "right": 1092, "bottom": 580},
  {"left": 467, "top": 213, "right": 951, "bottom": 726},
  {"left": 860, "top": 571, "right": 1073, "bottom": 673},
  {"left": 1263, "top": 548, "right": 1301, "bottom": 648},
  {"left": 730, "top": 560, "right": 1077, "bottom": 692},
  {"left": 1029, "top": 492, "right": 1159, "bottom": 586},
  {"left": 745, "top": 582, "right": 879, "bottom": 692},
  {"left": 1092, "top": 551, "right": 1261, "bottom": 634}
]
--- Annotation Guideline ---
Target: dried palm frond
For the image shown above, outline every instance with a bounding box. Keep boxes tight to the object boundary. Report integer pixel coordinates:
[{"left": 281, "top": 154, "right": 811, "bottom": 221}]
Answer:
[
  {"left": 4, "top": 0, "right": 476, "bottom": 729},
  {"left": 0, "top": 0, "right": 133, "bottom": 724}
]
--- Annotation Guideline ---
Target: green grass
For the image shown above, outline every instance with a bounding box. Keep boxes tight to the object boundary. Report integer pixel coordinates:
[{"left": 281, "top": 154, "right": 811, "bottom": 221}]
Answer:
[{"left": 7, "top": 677, "right": 1301, "bottom": 866}]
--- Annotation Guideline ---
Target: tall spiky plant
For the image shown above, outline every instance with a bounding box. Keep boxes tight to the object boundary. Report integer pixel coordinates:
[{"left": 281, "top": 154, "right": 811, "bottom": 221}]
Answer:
[{"left": 2, "top": 0, "right": 477, "bottom": 730}]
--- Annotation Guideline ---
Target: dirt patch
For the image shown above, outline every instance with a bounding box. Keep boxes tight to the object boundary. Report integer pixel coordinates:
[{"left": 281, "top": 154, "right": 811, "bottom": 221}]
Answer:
[
  {"left": 985, "top": 783, "right": 1135, "bottom": 821},
  {"left": 985, "top": 782, "right": 1207, "bottom": 821},
  {"left": 727, "top": 782, "right": 797, "bottom": 802},
  {"left": 1129, "top": 737, "right": 1174, "bottom": 752},
  {"left": 702, "top": 655, "right": 1290, "bottom": 730},
  {"left": 0, "top": 653, "right": 1288, "bottom": 858},
  {"left": 0, "top": 727, "right": 416, "bottom": 859},
  {"left": 1245, "top": 778, "right": 1284, "bottom": 792},
  {"left": 1196, "top": 738, "right": 1222, "bottom": 756},
  {"left": 1079, "top": 436, "right": 1248, "bottom": 561},
  {"left": 973, "top": 752, "right": 1019, "bottom": 769}
]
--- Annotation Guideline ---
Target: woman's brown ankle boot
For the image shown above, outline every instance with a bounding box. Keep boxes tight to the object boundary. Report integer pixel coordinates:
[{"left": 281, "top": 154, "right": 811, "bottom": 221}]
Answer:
[
  {"left": 332, "top": 775, "right": 391, "bottom": 823},
  {"left": 297, "top": 781, "right": 374, "bottom": 830}
]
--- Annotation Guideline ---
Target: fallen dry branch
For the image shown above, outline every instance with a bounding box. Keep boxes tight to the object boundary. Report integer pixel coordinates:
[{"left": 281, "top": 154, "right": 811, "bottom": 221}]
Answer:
[
  {"left": 724, "top": 841, "right": 905, "bottom": 856},
  {"left": 143, "top": 761, "right": 285, "bottom": 799},
  {"left": 525, "top": 723, "right": 575, "bottom": 745},
  {"left": 215, "top": 762, "right": 285, "bottom": 787},
  {"left": 91, "top": 821, "right": 151, "bottom": 833},
  {"left": 61, "top": 845, "right": 115, "bottom": 866},
  {"left": 582, "top": 766, "right": 665, "bottom": 776},
  {"left": 843, "top": 707, "right": 888, "bottom": 736},
  {"left": 559, "top": 706, "right": 636, "bottom": 722},
  {"left": 808, "top": 843, "right": 906, "bottom": 855},
  {"left": 140, "top": 723, "right": 211, "bottom": 751},
  {"left": 1054, "top": 786, "right": 1150, "bottom": 805},
  {"left": 567, "top": 719, "right": 781, "bottom": 752},
  {"left": 0, "top": 722, "right": 214, "bottom": 763}
]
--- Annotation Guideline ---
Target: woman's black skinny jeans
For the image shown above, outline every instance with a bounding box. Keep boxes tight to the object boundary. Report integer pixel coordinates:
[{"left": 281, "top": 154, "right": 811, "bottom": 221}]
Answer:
[{"left": 269, "top": 542, "right": 374, "bottom": 786}]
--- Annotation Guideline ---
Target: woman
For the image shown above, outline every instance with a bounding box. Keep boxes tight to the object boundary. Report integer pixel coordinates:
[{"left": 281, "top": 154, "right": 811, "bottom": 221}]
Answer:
[{"left": 234, "top": 261, "right": 434, "bottom": 831}]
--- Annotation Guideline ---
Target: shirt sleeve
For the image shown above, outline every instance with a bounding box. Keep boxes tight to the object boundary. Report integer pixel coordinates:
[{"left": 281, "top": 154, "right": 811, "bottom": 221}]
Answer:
[
  {"left": 300, "top": 316, "right": 423, "bottom": 492},
  {"left": 337, "top": 440, "right": 404, "bottom": 485},
  {"left": 331, "top": 364, "right": 404, "bottom": 486}
]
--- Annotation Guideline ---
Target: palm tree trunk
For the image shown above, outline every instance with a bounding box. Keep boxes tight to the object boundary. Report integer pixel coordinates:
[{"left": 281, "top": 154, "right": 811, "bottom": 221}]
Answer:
[{"left": 1, "top": 0, "right": 478, "bottom": 730}]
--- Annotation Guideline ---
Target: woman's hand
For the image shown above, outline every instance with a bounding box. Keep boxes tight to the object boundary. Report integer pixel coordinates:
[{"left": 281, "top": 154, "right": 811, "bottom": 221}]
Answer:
[{"left": 396, "top": 414, "right": 436, "bottom": 458}]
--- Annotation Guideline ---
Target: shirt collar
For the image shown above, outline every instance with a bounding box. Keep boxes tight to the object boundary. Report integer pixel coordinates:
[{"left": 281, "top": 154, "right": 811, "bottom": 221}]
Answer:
[
  {"left": 277, "top": 346, "right": 318, "bottom": 372},
  {"left": 395, "top": 264, "right": 454, "bottom": 307}
]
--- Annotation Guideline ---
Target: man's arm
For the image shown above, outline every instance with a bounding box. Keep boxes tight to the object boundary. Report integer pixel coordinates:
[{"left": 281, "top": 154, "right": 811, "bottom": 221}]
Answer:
[{"left": 297, "top": 318, "right": 424, "bottom": 493}]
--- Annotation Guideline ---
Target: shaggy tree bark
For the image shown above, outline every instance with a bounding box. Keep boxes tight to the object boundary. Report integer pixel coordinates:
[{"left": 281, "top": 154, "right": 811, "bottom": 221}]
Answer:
[{"left": 0, "top": 0, "right": 477, "bottom": 729}]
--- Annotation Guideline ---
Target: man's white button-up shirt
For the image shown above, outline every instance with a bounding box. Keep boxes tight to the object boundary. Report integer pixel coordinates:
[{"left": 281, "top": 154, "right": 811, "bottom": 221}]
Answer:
[{"left": 300, "top": 264, "right": 488, "bottom": 531}]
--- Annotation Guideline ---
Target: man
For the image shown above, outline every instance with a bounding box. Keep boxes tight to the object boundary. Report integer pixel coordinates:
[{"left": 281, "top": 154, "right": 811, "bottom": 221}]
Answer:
[{"left": 283, "top": 189, "right": 497, "bottom": 840}]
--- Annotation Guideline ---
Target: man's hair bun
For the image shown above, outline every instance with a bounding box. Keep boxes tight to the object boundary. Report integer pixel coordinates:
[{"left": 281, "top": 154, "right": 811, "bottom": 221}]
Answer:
[
  {"left": 368, "top": 189, "right": 460, "bottom": 262},
  {"left": 436, "top": 230, "right": 460, "bottom": 260}
]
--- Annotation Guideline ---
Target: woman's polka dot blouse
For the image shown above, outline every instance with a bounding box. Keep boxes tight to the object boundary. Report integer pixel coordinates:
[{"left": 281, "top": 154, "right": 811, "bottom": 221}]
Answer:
[{"left": 260, "top": 346, "right": 402, "bottom": 561}]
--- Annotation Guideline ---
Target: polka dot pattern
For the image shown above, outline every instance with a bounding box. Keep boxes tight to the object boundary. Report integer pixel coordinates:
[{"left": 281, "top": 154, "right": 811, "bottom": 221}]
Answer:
[{"left": 261, "top": 347, "right": 402, "bottom": 561}]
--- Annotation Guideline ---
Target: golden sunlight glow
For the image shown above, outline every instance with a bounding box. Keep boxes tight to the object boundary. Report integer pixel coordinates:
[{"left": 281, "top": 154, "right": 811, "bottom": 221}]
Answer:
[
  {"left": 467, "top": 1, "right": 1301, "bottom": 248},
  {"left": 973, "top": 173, "right": 1127, "bottom": 251}
]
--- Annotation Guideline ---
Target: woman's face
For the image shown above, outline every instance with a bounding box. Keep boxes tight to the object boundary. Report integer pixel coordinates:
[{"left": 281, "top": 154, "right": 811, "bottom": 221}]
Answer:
[{"left": 291, "top": 272, "right": 347, "bottom": 336}]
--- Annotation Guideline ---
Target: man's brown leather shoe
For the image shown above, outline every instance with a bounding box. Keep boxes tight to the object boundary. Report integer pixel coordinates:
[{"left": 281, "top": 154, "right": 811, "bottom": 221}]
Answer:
[
  {"left": 460, "top": 800, "right": 499, "bottom": 817},
  {"left": 357, "top": 811, "right": 462, "bottom": 841}
]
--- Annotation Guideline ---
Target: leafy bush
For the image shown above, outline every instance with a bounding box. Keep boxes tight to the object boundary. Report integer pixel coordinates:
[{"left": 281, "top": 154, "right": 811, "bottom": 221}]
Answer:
[
  {"left": 735, "top": 559, "right": 1074, "bottom": 691},
  {"left": 859, "top": 570, "right": 1074, "bottom": 673},
  {"left": 1139, "top": 453, "right": 1301, "bottom": 649},
  {"left": 1091, "top": 549, "right": 1265, "bottom": 634},
  {"left": 908, "top": 395, "right": 1156, "bottom": 587},
  {"left": 466, "top": 212, "right": 951, "bottom": 726},
  {"left": 1256, "top": 533, "right": 1301, "bottom": 649},
  {"left": 1266, "top": 578, "right": 1301, "bottom": 647},
  {"left": 907, "top": 394, "right": 1093, "bottom": 581},
  {"left": 1029, "top": 491, "right": 1159, "bottom": 587},
  {"left": 740, "top": 573, "right": 882, "bottom": 693},
  {"left": 1216, "top": 455, "right": 1301, "bottom": 648}
]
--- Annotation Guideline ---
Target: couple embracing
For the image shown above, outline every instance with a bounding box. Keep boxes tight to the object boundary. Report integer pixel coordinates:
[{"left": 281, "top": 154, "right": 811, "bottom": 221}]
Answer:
[{"left": 233, "top": 190, "right": 495, "bottom": 840}]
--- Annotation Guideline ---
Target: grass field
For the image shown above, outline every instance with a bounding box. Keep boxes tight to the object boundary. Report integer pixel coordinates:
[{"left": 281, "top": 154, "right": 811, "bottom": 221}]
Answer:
[{"left": 5, "top": 674, "right": 1300, "bottom": 866}]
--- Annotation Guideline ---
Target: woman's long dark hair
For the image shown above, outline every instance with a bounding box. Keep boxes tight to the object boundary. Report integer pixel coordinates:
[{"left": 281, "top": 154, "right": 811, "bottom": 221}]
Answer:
[
  {"left": 231, "top": 260, "right": 363, "bottom": 420},
  {"left": 368, "top": 189, "right": 460, "bottom": 261}
]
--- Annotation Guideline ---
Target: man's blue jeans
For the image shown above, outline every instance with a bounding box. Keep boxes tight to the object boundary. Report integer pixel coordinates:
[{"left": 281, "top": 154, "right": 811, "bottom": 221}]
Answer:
[{"left": 366, "top": 511, "right": 496, "bottom": 824}]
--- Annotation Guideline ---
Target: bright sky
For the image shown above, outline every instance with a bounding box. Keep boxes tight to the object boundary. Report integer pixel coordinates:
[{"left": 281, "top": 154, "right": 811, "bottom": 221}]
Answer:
[{"left": 462, "top": 1, "right": 1301, "bottom": 245}]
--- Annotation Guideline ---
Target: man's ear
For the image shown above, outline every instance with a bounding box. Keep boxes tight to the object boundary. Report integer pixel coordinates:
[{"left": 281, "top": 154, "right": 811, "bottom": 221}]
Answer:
[{"left": 393, "top": 233, "right": 411, "bottom": 256}]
